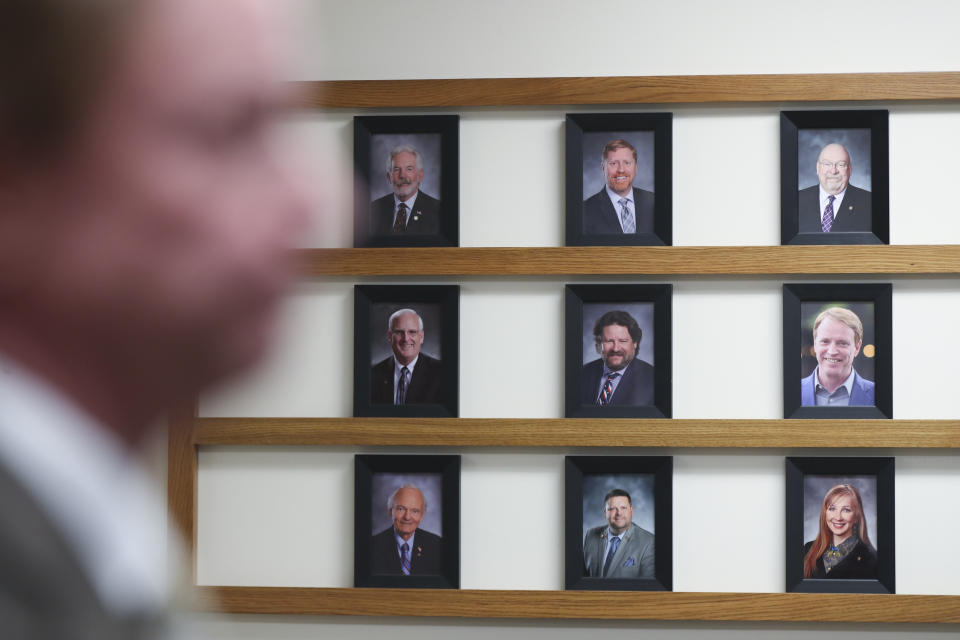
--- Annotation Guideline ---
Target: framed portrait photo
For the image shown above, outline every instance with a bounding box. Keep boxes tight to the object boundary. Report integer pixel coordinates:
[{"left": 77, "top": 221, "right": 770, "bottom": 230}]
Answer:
[
  {"left": 354, "top": 115, "right": 459, "bottom": 247},
  {"left": 565, "top": 113, "right": 672, "bottom": 246},
  {"left": 565, "top": 456, "right": 672, "bottom": 591},
  {"left": 355, "top": 454, "right": 460, "bottom": 589},
  {"left": 780, "top": 110, "right": 889, "bottom": 245},
  {"left": 785, "top": 456, "right": 895, "bottom": 594},
  {"left": 783, "top": 283, "right": 892, "bottom": 419},
  {"left": 353, "top": 285, "right": 459, "bottom": 417},
  {"left": 565, "top": 284, "right": 672, "bottom": 418}
]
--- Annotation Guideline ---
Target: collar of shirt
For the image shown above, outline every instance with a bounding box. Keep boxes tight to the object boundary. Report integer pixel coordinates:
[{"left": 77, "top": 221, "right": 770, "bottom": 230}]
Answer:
[
  {"left": 394, "top": 354, "right": 419, "bottom": 378},
  {"left": 818, "top": 186, "right": 847, "bottom": 222},
  {"left": 393, "top": 191, "right": 420, "bottom": 227},
  {"left": 393, "top": 528, "right": 416, "bottom": 554},
  {"left": 823, "top": 533, "right": 861, "bottom": 573},
  {"left": 814, "top": 365, "right": 856, "bottom": 397},
  {"left": 597, "top": 361, "right": 630, "bottom": 400},
  {"left": 0, "top": 353, "right": 172, "bottom": 617},
  {"left": 603, "top": 525, "right": 628, "bottom": 557},
  {"left": 605, "top": 185, "right": 634, "bottom": 210}
]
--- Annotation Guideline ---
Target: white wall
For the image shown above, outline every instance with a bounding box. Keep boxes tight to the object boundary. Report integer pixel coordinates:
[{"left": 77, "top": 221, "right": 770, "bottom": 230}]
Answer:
[{"left": 194, "top": 1, "right": 960, "bottom": 636}]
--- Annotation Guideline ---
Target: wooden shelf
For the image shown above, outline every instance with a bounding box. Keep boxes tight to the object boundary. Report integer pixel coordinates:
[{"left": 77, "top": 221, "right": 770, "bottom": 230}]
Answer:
[
  {"left": 197, "top": 587, "right": 960, "bottom": 624},
  {"left": 300, "top": 72, "right": 960, "bottom": 109},
  {"left": 193, "top": 417, "right": 960, "bottom": 449},
  {"left": 297, "top": 245, "right": 960, "bottom": 277}
]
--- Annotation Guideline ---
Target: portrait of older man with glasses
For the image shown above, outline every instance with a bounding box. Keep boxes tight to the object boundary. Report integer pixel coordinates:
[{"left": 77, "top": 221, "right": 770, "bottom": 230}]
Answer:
[{"left": 798, "top": 142, "right": 872, "bottom": 234}]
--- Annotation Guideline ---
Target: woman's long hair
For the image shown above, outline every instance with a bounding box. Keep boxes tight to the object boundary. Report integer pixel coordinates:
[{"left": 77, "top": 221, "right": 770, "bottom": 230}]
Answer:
[{"left": 802, "top": 484, "right": 873, "bottom": 578}]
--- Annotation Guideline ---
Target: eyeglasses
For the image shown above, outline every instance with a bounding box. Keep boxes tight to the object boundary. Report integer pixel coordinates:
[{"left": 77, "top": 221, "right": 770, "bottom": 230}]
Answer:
[{"left": 818, "top": 161, "right": 849, "bottom": 170}]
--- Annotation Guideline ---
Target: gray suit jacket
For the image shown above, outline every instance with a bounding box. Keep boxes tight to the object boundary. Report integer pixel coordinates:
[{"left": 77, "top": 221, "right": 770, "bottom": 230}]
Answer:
[
  {"left": 0, "top": 463, "right": 166, "bottom": 639},
  {"left": 583, "top": 521, "right": 655, "bottom": 578}
]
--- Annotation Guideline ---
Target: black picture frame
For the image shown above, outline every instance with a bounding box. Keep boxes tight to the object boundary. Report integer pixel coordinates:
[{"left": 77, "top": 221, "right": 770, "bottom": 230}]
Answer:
[
  {"left": 565, "top": 284, "right": 672, "bottom": 418},
  {"left": 783, "top": 283, "right": 891, "bottom": 419},
  {"left": 785, "top": 456, "right": 895, "bottom": 594},
  {"left": 354, "top": 285, "right": 459, "bottom": 417},
  {"left": 355, "top": 454, "right": 460, "bottom": 589},
  {"left": 780, "top": 110, "right": 889, "bottom": 245},
  {"left": 354, "top": 115, "right": 459, "bottom": 247},
  {"left": 565, "top": 113, "right": 672, "bottom": 246},
  {"left": 565, "top": 456, "right": 673, "bottom": 591}
]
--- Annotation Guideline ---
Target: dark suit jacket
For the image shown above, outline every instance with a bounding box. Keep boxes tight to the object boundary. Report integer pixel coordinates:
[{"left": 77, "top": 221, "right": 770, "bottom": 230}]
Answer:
[
  {"left": 583, "top": 522, "right": 655, "bottom": 578},
  {"left": 580, "top": 358, "right": 655, "bottom": 406},
  {"left": 0, "top": 463, "right": 166, "bottom": 638},
  {"left": 803, "top": 538, "right": 877, "bottom": 579},
  {"left": 797, "top": 184, "right": 872, "bottom": 233},
  {"left": 371, "top": 191, "right": 441, "bottom": 236},
  {"left": 371, "top": 353, "right": 443, "bottom": 405},
  {"left": 370, "top": 526, "right": 443, "bottom": 575},
  {"left": 582, "top": 187, "right": 654, "bottom": 235},
  {"left": 800, "top": 369, "right": 875, "bottom": 407}
]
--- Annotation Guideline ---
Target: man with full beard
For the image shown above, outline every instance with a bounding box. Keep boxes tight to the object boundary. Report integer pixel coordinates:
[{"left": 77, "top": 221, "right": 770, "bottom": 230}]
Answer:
[
  {"left": 582, "top": 139, "right": 654, "bottom": 236},
  {"left": 580, "top": 310, "right": 655, "bottom": 406}
]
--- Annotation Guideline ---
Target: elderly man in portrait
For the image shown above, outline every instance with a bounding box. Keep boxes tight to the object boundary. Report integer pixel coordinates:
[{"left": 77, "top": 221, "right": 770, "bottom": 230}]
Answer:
[
  {"left": 582, "top": 139, "right": 654, "bottom": 236},
  {"left": 801, "top": 307, "right": 875, "bottom": 406},
  {"left": 371, "top": 309, "right": 442, "bottom": 405},
  {"left": 0, "top": 0, "right": 309, "bottom": 635},
  {"left": 580, "top": 310, "right": 655, "bottom": 406},
  {"left": 798, "top": 142, "right": 872, "bottom": 234},
  {"left": 371, "top": 485, "right": 443, "bottom": 575},
  {"left": 370, "top": 144, "right": 441, "bottom": 235},
  {"left": 583, "top": 489, "right": 655, "bottom": 578}
]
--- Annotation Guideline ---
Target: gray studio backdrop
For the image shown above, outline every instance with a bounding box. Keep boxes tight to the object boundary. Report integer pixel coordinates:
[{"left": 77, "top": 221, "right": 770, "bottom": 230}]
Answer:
[
  {"left": 802, "top": 474, "right": 878, "bottom": 550},
  {"left": 370, "top": 472, "right": 443, "bottom": 536},
  {"left": 369, "top": 133, "right": 443, "bottom": 201},
  {"left": 581, "top": 473, "right": 655, "bottom": 540},
  {"left": 581, "top": 302, "right": 655, "bottom": 366},
  {"left": 797, "top": 128, "right": 872, "bottom": 191},
  {"left": 581, "top": 130, "right": 655, "bottom": 197},
  {"left": 799, "top": 301, "right": 875, "bottom": 381},
  {"left": 370, "top": 302, "right": 442, "bottom": 365}
]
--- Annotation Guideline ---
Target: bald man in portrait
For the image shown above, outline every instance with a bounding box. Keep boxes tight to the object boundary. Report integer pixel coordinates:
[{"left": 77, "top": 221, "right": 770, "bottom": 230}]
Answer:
[{"left": 798, "top": 142, "right": 872, "bottom": 234}]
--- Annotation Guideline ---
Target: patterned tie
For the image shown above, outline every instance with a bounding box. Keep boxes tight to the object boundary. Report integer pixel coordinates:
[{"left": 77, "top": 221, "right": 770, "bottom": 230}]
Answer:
[
  {"left": 395, "top": 366, "right": 408, "bottom": 405},
  {"left": 821, "top": 195, "right": 835, "bottom": 233},
  {"left": 393, "top": 203, "right": 408, "bottom": 233},
  {"left": 618, "top": 198, "right": 635, "bottom": 233},
  {"left": 602, "top": 536, "right": 621, "bottom": 576},
  {"left": 400, "top": 542, "right": 411, "bottom": 575},
  {"left": 597, "top": 372, "right": 620, "bottom": 406}
]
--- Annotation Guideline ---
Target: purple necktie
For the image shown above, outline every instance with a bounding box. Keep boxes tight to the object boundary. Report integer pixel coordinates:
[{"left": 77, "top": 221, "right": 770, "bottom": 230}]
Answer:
[
  {"left": 400, "top": 542, "right": 411, "bottom": 575},
  {"left": 822, "top": 195, "right": 835, "bottom": 233}
]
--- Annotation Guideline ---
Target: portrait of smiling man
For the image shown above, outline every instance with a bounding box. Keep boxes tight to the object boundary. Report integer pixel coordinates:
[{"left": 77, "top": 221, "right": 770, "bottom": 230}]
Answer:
[
  {"left": 801, "top": 307, "right": 875, "bottom": 407},
  {"left": 582, "top": 488, "right": 655, "bottom": 578},
  {"left": 580, "top": 310, "right": 655, "bottom": 407},
  {"left": 371, "top": 308, "right": 443, "bottom": 405},
  {"left": 370, "top": 143, "right": 441, "bottom": 236},
  {"left": 582, "top": 138, "right": 655, "bottom": 236},
  {"left": 370, "top": 484, "right": 443, "bottom": 576},
  {"left": 798, "top": 141, "right": 872, "bottom": 234}
]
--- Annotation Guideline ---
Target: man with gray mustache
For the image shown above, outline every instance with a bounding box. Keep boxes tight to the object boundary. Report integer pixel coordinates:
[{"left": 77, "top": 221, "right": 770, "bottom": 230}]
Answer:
[{"left": 371, "top": 144, "right": 441, "bottom": 236}]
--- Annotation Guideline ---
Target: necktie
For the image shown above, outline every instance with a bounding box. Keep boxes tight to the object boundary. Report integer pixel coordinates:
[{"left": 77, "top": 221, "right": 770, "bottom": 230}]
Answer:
[
  {"left": 822, "top": 195, "right": 835, "bottom": 233},
  {"left": 602, "top": 536, "right": 621, "bottom": 576},
  {"left": 395, "top": 366, "right": 408, "bottom": 405},
  {"left": 618, "top": 197, "right": 635, "bottom": 233},
  {"left": 597, "top": 372, "right": 620, "bottom": 406},
  {"left": 400, "top": 542, "right": 411, "bottom": 575},
  {"left": 393, "top": 203, "right": 408, "bottom": 233}
]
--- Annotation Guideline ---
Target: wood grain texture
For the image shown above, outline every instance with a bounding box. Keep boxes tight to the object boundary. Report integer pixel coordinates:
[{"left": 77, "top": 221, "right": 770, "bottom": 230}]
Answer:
[
  {"left": 195, "top": 586, "right": 960, "bottom": 623},
  {"left": 167, "top": 398, "right": 198, "bottom": 573},
  {"left": 296, "top": 246, "right": 960, "bottom": 277},
  {"left": 193, "top": 417, "right": 960, "bottom": 449},
  {"left": 300, "top": 72, "right": 960, "bottom": 108}
]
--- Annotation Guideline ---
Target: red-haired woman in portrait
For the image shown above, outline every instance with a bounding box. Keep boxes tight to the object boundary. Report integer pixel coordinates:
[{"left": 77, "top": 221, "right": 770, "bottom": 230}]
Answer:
[{"left": 803, "top": 483, "right": 877, "bottom": 579}]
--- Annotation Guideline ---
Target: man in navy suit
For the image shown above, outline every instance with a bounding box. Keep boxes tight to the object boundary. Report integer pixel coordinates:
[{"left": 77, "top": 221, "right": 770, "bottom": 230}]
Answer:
[
  {"left": 370, "top": 144, "right": 441, "bottom": 236},
  {"left": 801, "top": 307, "right": 875, "bottom": 406},
  {"left": 797, "top": 143, "right": 872, "bottom": 234},
  {"left": 371, "top": 308, "right": 442, "bottom": 404},
  {"left": 582, "top": 139, "right": 654, "bottom": 236},
  {"left": 370, "top": 485, "right": 442, "bottom": 575},
  {"left": 580, "top": 310, "right": 654, "bottom": 406}
]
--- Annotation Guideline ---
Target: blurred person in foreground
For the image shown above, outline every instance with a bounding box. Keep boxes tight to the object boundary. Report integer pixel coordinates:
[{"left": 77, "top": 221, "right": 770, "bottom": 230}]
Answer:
[{"left": 0, "top": 0, "right": 310, "bottom": 636}]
